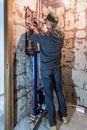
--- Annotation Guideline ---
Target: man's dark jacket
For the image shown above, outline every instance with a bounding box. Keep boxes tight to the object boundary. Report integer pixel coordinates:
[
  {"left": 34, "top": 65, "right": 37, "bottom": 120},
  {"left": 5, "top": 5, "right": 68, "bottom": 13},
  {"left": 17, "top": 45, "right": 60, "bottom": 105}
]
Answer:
[{"left": 28, "top": 28, "right": 64, "bottom": 70}]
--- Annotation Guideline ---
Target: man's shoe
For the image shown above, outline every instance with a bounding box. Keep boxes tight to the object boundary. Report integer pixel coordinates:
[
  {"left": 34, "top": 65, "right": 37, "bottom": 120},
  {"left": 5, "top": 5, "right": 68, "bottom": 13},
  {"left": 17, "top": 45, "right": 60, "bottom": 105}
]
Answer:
[
  {"left": 62, "top": 116, "right": 68, "bottom": 124},
  {"left": 50, "top": 125, "right": 57, "bottom": 130}
]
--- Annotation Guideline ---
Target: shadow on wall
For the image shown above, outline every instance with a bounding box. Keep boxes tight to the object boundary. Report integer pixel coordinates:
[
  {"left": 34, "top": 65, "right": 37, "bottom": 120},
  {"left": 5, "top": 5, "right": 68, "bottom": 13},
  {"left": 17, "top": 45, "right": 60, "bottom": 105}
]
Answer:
[
  {"left": 13, "top": 27, "right": 37, "bottom": 125},
  {"left": 61, "top": 42, "right": 77, "bottom": 105},
  {"left": 62, "top": 66, "right": 77, "bottom": 105},
  {"left": 13, "top": 33, "right": 27, "bottom": 125},
  {"left": 13, "top": 33, "right": 36, "bottom": 125},
  {"left": 60, "top": 28, "right": 77, "bottom": 104}
]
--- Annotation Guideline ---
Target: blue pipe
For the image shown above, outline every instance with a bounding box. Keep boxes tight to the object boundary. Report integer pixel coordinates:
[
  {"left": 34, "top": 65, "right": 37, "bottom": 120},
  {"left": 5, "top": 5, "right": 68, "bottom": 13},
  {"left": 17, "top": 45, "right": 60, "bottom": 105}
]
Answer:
[{"left": 34, "top": 51, "right": 37, "bottom": 116}]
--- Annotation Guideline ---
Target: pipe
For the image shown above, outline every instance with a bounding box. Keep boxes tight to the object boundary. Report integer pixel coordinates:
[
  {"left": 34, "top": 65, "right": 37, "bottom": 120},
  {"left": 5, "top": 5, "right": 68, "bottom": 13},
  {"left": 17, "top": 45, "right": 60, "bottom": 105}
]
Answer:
[{"left": 34, "top": 51, "right": 37, "bottom": 116}]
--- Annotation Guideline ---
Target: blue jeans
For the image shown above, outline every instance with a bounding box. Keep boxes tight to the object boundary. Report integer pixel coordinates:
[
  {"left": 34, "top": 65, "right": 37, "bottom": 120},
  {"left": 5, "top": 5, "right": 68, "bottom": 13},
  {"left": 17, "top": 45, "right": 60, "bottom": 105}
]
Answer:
[{"left": 41, "top": 67, "right": 67, "bottom": 126}]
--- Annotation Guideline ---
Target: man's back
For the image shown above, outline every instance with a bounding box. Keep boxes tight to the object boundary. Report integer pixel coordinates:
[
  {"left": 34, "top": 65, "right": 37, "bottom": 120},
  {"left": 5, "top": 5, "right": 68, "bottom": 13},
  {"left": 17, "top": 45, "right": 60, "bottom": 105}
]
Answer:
[{"left": 28, "top": 28, "right": 64, "bottom": 69}]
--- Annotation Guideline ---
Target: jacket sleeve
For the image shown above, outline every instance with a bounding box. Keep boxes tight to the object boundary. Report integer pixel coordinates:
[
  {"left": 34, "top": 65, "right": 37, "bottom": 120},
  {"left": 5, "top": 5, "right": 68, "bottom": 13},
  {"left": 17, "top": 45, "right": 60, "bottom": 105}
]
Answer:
[{"left": 27, "top": 31, "right": 46, "bottom": 44}]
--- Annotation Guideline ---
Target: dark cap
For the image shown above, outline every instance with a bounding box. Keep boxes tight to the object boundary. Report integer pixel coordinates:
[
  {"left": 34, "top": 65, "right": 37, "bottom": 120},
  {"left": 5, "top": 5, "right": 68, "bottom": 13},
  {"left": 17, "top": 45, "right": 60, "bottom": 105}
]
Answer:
[{"left": 46, "top": 13, "right": 58, "bottom": 23}]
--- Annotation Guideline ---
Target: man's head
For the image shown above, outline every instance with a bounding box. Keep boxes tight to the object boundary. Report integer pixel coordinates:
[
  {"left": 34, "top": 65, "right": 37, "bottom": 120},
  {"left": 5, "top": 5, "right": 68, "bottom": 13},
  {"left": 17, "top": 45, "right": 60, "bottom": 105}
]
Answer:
[{"left": 45, "top": 12, "right": 58, "bottom": 29}]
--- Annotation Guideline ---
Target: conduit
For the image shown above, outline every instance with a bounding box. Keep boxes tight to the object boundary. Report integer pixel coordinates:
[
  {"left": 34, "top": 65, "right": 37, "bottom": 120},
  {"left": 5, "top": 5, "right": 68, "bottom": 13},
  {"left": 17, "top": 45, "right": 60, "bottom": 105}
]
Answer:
[{"left": 34, "top": 51, "right": 37, "bottom": 116}]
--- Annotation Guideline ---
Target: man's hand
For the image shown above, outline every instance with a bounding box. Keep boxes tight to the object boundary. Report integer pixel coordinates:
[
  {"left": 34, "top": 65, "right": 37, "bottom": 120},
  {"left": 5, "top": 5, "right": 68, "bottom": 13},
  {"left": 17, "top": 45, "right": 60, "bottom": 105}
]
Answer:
[
  {"left": 30, "top": 25, "right": 39, "bottom": 34},
  {"left": 42, "top": 24, "right": 48, "bottom": 32}
]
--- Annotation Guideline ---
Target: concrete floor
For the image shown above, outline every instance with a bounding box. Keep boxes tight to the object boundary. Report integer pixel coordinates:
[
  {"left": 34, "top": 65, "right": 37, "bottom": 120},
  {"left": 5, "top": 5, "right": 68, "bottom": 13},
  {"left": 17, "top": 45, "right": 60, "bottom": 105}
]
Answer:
[
  {"left": 13, "top": 104, "right": 87, "bottom": 130},
  {"left": 0, "top": 94, "right": 87, "bottom": 130}
]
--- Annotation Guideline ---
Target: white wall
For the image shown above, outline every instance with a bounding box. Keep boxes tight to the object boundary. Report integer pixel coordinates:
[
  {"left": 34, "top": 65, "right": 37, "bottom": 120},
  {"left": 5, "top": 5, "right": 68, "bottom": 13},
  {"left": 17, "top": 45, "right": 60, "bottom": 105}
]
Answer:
[{"left": 0, "top": 0, "right": 4, "bottom": 94}]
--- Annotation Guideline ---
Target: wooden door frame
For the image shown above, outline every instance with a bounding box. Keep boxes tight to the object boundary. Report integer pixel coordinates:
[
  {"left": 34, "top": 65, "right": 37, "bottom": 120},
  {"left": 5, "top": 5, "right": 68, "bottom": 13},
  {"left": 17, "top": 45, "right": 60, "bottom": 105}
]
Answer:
[{"left": 4, "top": 0, "right": 14, "bottom": 130}]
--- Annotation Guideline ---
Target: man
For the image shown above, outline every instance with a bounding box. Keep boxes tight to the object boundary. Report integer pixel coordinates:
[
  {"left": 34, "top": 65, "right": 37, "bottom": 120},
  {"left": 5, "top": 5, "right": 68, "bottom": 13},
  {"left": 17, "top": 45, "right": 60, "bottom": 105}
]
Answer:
[{"left": 28, "top": 12, "right": 68, "bottom": 130}]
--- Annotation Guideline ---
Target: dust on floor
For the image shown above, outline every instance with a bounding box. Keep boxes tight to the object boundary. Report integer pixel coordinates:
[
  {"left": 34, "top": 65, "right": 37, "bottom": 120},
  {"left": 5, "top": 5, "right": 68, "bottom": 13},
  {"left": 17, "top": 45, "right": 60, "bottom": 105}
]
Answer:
[{"left": 13, "top": 105, "right": 87, "bottom": 130}]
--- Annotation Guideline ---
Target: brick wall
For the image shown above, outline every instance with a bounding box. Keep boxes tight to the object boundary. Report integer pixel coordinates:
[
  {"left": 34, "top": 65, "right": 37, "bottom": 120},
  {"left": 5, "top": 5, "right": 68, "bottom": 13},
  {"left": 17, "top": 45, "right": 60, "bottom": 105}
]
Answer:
[
  {"left": 13, "top": 0, "right": 36, "bottom": 122},
  {"left": 13, "top": 0, "right": 87, "bottom": 123},
  {"left": 13, "top": 1, "right": 34, "bottom": 122},
  {"left": 13, "top": 0, "right": 48, "bottom": 123},
  {"left": 49, "top": 0, "right": 87, "bottom": 107}
]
